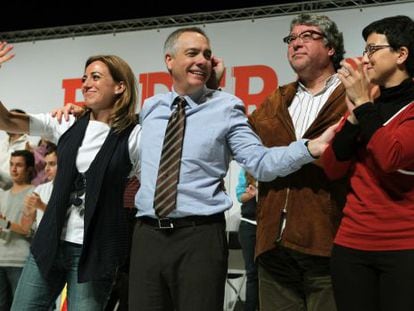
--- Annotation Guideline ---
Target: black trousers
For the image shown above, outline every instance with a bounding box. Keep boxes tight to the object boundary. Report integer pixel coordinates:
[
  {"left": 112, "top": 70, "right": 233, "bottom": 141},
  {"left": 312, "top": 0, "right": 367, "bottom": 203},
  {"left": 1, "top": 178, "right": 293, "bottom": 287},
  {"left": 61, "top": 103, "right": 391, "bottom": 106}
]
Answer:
[
  {"left": 238, "top": 221, "right": 258, "bottom": 311},
  {"left": 129, "top": 220, "right": 228, "bottom": 311},
  {"left": 331, "top": 244, "right": 414, "bottom": 311}
]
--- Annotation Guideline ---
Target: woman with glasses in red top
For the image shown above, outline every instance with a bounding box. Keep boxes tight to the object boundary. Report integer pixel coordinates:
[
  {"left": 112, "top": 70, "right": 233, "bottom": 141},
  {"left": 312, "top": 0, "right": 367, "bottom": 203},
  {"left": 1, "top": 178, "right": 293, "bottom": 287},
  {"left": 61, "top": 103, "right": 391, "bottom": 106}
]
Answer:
[{"left": 323, "top": 15, "right": 414, "bottom": 311}]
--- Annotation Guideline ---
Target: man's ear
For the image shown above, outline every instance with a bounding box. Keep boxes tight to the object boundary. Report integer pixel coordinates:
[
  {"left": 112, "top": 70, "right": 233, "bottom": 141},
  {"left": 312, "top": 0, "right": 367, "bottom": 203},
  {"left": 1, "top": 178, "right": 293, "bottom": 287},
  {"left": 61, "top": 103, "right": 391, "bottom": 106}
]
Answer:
[{"left": 165, "top": 54, "right": 173, "bottom": 73}]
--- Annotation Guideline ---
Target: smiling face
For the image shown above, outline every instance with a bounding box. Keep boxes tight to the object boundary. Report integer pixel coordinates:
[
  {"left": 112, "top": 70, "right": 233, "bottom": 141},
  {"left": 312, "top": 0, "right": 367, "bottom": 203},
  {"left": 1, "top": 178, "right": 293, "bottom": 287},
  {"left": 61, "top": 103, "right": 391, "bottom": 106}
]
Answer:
[
  {"left": 81, "top": 60, "right": 124, "bottom": 115},
  {"left": 165, "top": 31, "right": 212, "bottom": 95},
  {"left": 287, "top": 24, "right": 335, "bottom": 76},
  {"left": 362, "top": 32, "right": 408, "bottom": 88}
]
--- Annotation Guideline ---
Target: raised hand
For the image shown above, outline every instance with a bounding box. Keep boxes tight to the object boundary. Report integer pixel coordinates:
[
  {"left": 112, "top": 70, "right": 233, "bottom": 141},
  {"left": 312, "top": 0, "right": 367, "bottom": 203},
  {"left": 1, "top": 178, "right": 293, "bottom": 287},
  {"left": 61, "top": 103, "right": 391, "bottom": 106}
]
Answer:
[
  {"left": 337, "top": 57, "right": 371, "bottom": 107},
  {"left": 206, "top": 55, "right": 225, "bottom": 89},
  {"left": 21, "top": 193, "right": 41, "bottom": 232},
  {"left": 0, "top": 41, "right": 15, "bottom": 66},
  {"left": 24, "top": 192, "right": 44, "bottom": 211}
]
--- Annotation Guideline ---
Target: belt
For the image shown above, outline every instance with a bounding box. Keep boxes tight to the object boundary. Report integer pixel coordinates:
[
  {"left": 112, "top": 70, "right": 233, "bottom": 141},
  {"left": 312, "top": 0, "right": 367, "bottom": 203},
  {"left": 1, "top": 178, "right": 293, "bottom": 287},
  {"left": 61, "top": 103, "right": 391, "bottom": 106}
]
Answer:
[
  {"left": 61, "top": 241, "right": 82, "bottom": 248},
  {"left": 138, "top": 213, "right": 225, "bottom": 230}
]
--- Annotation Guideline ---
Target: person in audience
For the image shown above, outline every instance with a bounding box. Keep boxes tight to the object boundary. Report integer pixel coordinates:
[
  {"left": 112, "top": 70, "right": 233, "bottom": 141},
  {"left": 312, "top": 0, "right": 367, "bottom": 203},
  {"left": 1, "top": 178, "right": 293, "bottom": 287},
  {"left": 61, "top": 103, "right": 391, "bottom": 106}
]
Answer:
[
  {"left": 29, "top": 138, "right": 56, "bottom": 186},
  {"left": 0, "top": 150, "right": 35, "bottom": 310},
  {"left": 324, "top": 15, "right": 414, "bottom": 311},
  {"left": 235, "top": 168, "right": 258, "bottom": 311},
  {"left": 21, "top": 143, "right": 57, "bottom": 232}
]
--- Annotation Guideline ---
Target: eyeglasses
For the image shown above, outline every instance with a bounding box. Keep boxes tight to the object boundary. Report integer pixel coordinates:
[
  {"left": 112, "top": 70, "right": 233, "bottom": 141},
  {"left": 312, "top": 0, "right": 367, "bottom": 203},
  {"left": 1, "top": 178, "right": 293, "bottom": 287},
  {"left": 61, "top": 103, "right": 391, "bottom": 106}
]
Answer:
[
  {"left": 362, "top": 45, "right": 391, "bottom": 58},
  {"left": 283, "top": 30, "right": 325, "bottom": 45}
]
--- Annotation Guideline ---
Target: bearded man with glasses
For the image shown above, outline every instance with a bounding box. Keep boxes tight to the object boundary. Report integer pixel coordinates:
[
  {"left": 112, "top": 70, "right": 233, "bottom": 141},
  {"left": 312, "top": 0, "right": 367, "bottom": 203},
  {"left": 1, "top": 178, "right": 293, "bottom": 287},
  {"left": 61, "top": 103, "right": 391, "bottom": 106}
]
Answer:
[{"left": 248, "top": 13, "right": 348, "bottom": 311}]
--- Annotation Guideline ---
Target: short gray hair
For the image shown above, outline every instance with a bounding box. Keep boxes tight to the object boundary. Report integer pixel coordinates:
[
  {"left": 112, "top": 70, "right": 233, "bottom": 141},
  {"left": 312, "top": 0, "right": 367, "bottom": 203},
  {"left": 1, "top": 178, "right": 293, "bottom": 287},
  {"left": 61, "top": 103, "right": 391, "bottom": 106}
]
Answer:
[
  {"left": 163, "top": 27, "right": 210, "bottom": 57},
  {"left": 290, "top": 13, "right": 345, "bottom": 70}
]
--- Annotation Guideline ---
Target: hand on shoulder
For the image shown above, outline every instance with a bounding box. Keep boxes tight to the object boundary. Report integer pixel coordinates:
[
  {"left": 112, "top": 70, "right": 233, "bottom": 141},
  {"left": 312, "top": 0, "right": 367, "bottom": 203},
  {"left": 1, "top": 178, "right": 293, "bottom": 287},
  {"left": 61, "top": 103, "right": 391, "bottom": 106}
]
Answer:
[{"left": 51, "top": 103, "right": 85, "bottom": 123}]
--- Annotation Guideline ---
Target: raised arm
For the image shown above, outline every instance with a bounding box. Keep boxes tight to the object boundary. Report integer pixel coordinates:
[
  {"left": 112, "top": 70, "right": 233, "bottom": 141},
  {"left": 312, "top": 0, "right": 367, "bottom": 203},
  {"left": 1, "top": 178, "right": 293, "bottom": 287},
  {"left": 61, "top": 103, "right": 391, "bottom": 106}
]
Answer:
[
  {"left": 0, "top": 41, "right": 15, "bottom": 66},
  {"left": 0, "top": 101, "right": 30, "bottom": 134},
  {"left": 206, "top": 55, "right": 224, "bottom": 90},
  {"left": 0, "top": 43, "right": 30, "bottom": 133}
]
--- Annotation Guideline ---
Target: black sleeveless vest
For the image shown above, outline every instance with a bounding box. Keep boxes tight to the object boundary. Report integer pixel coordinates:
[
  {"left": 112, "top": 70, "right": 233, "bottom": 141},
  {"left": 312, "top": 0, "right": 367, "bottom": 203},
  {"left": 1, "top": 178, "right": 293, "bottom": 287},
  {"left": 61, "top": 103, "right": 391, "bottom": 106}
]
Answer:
[{"left": 31, "top": 112, "right": 136, "bottom": 282}]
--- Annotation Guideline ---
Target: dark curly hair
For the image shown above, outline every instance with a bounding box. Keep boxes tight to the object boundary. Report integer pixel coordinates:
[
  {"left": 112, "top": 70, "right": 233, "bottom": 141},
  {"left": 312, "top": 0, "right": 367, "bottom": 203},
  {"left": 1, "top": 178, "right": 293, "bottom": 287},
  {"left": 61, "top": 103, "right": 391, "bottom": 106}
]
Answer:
[{"left": 362, "top": 15, "right": 414, "bottom": 77}]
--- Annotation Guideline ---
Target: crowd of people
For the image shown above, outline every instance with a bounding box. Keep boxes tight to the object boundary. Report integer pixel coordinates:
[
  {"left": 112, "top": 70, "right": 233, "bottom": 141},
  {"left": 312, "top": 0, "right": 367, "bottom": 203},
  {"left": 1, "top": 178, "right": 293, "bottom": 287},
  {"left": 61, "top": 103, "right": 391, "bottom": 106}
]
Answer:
[{"left": 0, "top": 11, "right": 413, "bottom": 311}]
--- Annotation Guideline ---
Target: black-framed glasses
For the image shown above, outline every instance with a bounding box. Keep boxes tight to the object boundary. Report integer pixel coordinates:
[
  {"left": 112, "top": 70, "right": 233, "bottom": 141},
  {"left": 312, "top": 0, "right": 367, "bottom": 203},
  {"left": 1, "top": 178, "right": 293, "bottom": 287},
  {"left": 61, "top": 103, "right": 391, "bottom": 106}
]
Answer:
[
  {"left": 283, "top": 30, "right": 325, "bottom": 45},
  {"left": 363, "top": 45, "right": 391, "bottom": 58}
]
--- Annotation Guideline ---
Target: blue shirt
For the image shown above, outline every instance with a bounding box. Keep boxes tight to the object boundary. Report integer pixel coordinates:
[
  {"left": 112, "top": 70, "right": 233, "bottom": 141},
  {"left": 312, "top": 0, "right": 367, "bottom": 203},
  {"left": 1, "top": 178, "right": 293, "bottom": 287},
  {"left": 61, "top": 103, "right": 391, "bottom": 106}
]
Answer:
[
  {"left": 236, "top": 169, "right": 247, "bottom": 203},
  {"left": 136, "top": 87, "right": 313, "bottom": 218}
]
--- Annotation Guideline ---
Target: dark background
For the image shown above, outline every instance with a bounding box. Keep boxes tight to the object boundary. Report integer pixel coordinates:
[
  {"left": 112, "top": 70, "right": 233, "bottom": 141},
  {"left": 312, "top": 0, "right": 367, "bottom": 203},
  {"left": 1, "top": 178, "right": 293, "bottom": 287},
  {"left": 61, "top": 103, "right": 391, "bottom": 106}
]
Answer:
[{"left": 1, "top": 0, "right": 301, "bottom": 32}]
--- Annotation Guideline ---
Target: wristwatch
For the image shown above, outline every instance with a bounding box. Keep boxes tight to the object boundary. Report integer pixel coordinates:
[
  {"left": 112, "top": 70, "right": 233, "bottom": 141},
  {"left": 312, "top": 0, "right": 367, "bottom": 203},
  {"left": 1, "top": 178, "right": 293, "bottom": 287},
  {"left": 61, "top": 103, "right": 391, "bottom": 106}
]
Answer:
[{"left": 304, "top": 140, "right": 319, "bottom": 159}]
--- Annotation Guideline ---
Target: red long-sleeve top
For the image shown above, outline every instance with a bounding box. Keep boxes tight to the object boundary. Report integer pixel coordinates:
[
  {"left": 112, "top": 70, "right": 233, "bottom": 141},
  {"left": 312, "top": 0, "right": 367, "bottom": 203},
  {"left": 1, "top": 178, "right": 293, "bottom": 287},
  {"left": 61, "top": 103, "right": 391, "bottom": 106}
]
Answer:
[{"left": 323, "top": 79, "right": 414, "bottom": 251}]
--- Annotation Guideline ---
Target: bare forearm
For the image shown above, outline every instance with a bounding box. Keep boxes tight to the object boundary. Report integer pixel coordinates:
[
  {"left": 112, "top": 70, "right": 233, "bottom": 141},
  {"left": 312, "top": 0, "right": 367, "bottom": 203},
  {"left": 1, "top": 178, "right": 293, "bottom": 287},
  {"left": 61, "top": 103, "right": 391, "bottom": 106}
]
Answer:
[
  {"left": 0, "top": 101, "right": 30, "bottom": 133},
  {"left": 10, "top": 221, "right": 31, "bottom": 236}
]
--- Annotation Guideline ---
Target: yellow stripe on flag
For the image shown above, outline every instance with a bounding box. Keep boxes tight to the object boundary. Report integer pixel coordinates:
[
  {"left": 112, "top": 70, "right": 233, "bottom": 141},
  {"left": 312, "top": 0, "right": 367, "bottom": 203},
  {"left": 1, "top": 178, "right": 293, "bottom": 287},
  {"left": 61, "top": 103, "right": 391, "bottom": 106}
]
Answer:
[{"left": 60, "top": 284, "right": 67, "bottom": 311}]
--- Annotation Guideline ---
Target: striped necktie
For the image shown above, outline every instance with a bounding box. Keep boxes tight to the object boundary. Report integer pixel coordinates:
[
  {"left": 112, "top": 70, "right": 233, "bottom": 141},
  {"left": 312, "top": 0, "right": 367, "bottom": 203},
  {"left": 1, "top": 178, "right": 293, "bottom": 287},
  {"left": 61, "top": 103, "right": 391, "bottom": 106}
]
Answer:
[{"left": 153, "top": 96, "right": 187, "bottom": 217}]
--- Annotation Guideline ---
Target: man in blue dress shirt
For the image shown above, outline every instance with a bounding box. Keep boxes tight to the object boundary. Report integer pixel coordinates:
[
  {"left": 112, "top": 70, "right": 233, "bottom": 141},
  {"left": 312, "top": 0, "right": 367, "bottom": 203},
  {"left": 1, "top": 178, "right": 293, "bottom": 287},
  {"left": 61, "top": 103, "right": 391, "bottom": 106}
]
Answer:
[{"left": 129, "top": 26, "right": 337, "bottom": 311}]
